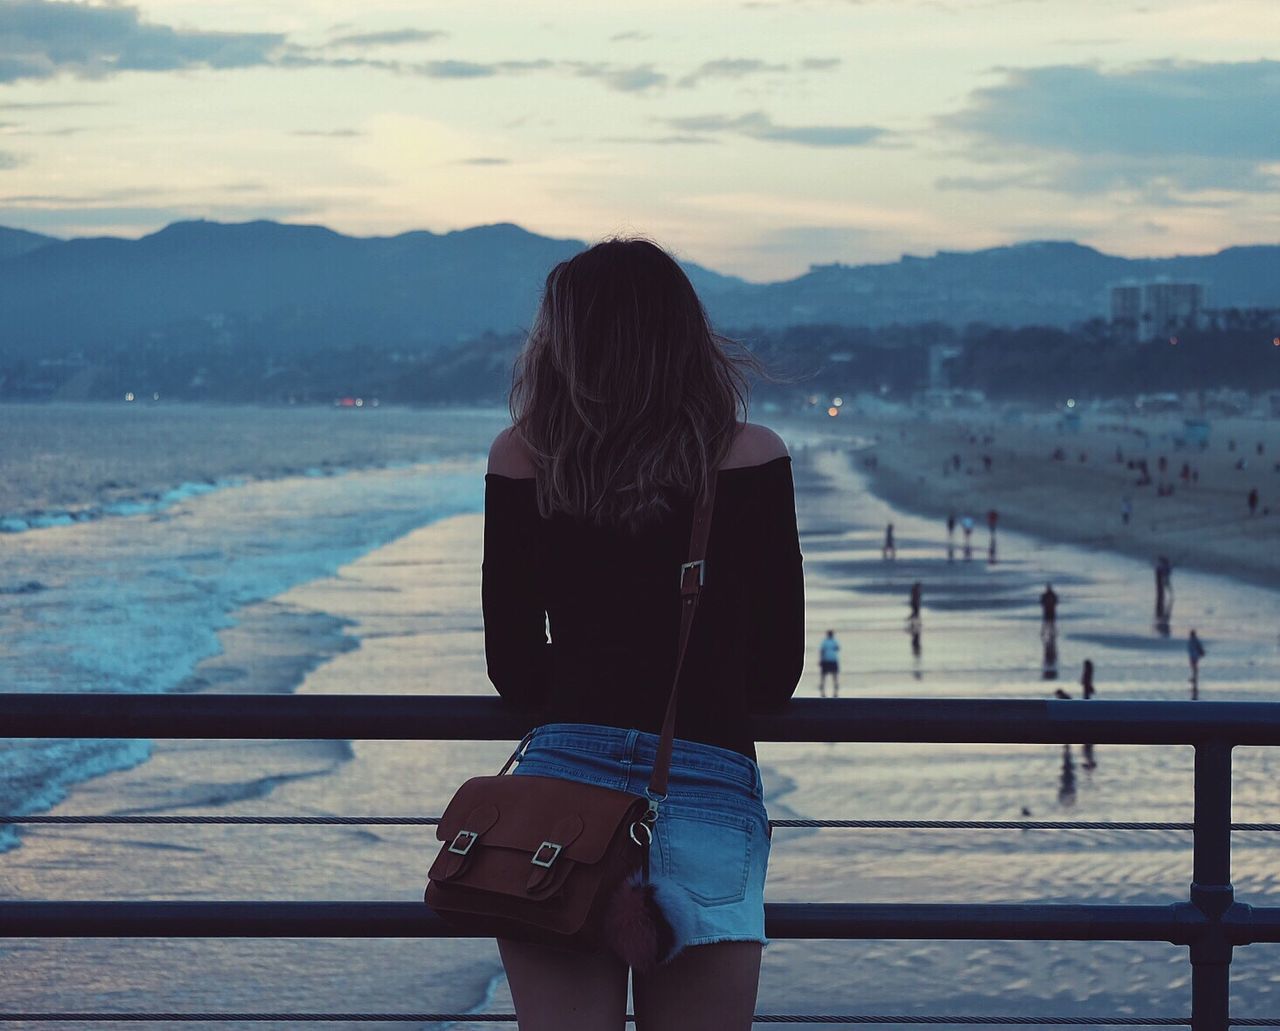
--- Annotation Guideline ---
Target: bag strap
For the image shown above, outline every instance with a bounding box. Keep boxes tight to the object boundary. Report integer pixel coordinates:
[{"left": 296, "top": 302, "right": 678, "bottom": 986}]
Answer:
[{"left": 647, "top": 472, "right": 718, "bottom": 800}]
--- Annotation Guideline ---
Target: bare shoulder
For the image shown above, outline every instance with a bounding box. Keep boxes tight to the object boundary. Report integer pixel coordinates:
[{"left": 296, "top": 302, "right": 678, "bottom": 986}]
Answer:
[
  {"left": 487, "top": 427, "right": 538, "bottom": 478},
  {"left": 722, "top": 421, "right": 790, "bottom": 470}
]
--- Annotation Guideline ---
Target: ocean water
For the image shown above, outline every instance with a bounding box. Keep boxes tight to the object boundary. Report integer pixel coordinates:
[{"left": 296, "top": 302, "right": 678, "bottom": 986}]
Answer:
[
  {"left": 0, "top": 404, "right": 509, "bottom": 840},
  {"left": 2, "top": 405, "right": 1279, "bottom": 1028}
]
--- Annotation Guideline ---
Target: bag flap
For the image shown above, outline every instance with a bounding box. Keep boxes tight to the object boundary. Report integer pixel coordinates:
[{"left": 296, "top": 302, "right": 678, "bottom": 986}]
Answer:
[{"left": 436, "top": 774, "right": 644, "bottom": 865}]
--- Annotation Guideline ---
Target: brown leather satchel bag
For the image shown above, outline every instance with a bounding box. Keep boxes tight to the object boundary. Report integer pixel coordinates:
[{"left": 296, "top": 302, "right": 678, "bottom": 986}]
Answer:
[{"left": 424, "top": 478, "right": 717, "bottom": 970}]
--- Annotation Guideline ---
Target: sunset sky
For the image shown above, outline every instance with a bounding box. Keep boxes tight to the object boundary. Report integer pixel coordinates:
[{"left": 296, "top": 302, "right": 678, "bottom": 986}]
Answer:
[{"left": 0, "top": 0, "right": 1277, "bottom": 279}]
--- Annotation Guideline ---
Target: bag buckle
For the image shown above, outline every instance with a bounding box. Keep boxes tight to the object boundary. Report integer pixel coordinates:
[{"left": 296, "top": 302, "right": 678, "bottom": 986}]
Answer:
[
  {"left": 679, "top": 560, "right": 705, "bottom": 587},
  {"left": 531, "top": 841, "right": 562, "bottom": 868},
  {"left": 448, "top": 830, "right": 478, "bottom": 856}
]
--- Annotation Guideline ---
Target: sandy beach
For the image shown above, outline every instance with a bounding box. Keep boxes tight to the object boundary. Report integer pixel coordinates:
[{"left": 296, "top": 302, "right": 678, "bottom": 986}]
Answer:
[
  {"left": 7, "top": 429, "right": 1280, "bottom": 1026},
  {"left": 835, "top": 408, "right": 1280, "bottom": 589}
]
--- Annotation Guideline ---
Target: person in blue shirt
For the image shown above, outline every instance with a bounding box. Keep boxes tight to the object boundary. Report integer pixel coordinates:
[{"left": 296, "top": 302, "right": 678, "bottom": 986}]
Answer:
[{"left": 818, "top": 630, "right": 840, "bottom": 698}]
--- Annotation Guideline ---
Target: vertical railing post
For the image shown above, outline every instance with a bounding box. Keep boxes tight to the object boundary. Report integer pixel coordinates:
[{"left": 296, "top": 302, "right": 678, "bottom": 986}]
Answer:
[{"left": 1190, "top": 739, "right": 1234, "bottom": 1031}]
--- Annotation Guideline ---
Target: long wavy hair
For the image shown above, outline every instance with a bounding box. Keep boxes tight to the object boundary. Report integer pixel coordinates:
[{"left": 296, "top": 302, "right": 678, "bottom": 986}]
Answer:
[{"left": 510, "top": 238, "right": 757, "bottom": 531}]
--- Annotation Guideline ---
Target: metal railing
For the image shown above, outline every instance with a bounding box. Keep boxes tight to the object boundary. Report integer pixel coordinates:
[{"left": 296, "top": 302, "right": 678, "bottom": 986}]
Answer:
[{"left": 3, "top": 694, "right": 1280, "bottom": 1028}]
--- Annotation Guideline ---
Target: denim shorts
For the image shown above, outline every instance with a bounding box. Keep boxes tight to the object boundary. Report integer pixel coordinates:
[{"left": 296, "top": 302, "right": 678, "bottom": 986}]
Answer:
[{"left": 511, "top": 722, "right": 771, "bottom": 955}]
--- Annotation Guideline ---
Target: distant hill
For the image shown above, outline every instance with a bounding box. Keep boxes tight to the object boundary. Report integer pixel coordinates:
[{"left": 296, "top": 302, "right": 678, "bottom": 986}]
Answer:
[
  {"left": 0, "top": 219, "right": 1277, "bottom": 360},
  {"left": 0, "top": 219, "right": 744, "bottom": 358},
  {"left": 0, "top": 225, "right": 59, "bottom": 261},
  {"left": 710, "top": 240, "right": 1280, "bottom": 329}
]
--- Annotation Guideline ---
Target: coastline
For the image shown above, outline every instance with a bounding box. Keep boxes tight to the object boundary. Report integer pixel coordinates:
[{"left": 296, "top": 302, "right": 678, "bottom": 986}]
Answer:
[
  {"left": 10, "top": 434, "right": 1280, "bottom": 1023},
  {"left": 0, "top": 401, "right": 508, "bottom": 531},
  {"left": 834, "top": 410, "right": 1280, "bottom": 591}
]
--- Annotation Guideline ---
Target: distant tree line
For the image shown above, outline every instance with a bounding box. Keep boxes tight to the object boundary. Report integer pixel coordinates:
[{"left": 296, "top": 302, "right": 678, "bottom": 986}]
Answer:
[{"left": 2, "top": 310, "right": 1278, "bottom": 404}]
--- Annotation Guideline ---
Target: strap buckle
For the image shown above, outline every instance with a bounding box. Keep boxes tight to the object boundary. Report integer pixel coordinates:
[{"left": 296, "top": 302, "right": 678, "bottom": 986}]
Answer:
[
  {"left": 531, "top": 841, "right": 562, "bottom": 868},
  {"left": 679, "top": 559, "right": 705, "bottom": 587},
  {"left": 448, "top": 830, "right": 478, "bottom": 856}
]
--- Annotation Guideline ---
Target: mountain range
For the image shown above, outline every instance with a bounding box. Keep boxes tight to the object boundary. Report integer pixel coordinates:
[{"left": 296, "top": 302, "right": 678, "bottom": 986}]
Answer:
[{"left": 2, "top": 220, "right": 1278, "bottom": 359}]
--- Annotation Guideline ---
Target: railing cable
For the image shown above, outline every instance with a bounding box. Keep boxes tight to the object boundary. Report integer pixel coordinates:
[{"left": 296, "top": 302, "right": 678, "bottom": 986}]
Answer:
[
  {"left": 7, "top": 816, "right": 1280, "bottom": 832},
  {"left": 0, "top": 1011, "right": 1222, "bottom": 1024}
]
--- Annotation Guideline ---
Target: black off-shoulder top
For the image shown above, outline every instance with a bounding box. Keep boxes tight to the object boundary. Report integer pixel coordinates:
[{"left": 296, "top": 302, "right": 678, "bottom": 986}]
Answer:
[{"left": 482, "top": 456, "right": 805, "bottom": 760}]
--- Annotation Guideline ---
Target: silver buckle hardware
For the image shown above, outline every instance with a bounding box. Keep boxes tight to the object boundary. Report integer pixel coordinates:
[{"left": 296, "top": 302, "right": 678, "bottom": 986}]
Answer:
[
  {"left": 448, "top": 830, "right": 478, "bottom": 856},
  {"left": 679, "top": 560, "right": 705, "bottom": 587},
  {"left": 531, "top": 841, "right": 562, "bottom": 868},
  {"left": 628, "top": 820, "right": 653, "bottom": 847}
]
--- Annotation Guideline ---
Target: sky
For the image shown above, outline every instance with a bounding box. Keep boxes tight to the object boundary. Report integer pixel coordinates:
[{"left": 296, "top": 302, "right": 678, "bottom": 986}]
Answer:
[{"left": 0, "top": 0, "right": 1277, "bottom": 280}]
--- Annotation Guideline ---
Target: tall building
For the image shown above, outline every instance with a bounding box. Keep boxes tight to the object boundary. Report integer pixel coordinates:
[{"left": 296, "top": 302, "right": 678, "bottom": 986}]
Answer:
[
  {"left": 1110, "top": 284, "right": 1142, "bottom": 333},
  {"left": 1144, "top": 282, "right": 1204, "bottom": 338},
  {"left": 1109, "top": 281, "right": 1205, "bottom": 341}
]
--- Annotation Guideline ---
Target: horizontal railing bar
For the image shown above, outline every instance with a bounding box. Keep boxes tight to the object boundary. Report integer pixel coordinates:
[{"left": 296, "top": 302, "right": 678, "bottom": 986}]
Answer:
[
  {"left": 3, "top": 815, "right": 442, "bottom": 826},
  {"left": 1231, "top": 903, "right": 1280, "bottom": 944},
  {"left": 0, "top": 1013, "right": 1215, "bottom": 1025},
  {"left": 12, "top": 815, "right": 1280, "bottom": 834},
  {"left": 0, "top": 901, "right": 1221, "bottom": 944},
  {"left": 4, "top": 695, "right": 1280, "bottom": 745}
]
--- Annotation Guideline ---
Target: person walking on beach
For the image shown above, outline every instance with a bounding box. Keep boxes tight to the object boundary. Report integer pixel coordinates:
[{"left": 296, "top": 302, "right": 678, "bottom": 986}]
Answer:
[
  {"left": 1080, "top": 659, "right": 1097, "bottom": 768},
  {"left": 1248, "top": 487, "right": 1259, "bottom": 516},
  {"left": 818, "top": 630, "right": 840, "bottom": 698},
  {"left": 906, "top": 614, "right": 922, "bottom": 661},
  {"left": 1040, "top": 583, "right": 1059, "bottom": 631},
  {"left": 946, "top": 512, "right": 956, "bottom": 561},
  {"left": 1188, "top": 629, "right": 1206, "bottom": 695},
  {"left": 882, "top": 522, "right": 896, "bottom": 561},
  {"left": 961, "top": 514, "right": 974, "bottom": 560},
  {"left": 1122, "top": 497, "right": 1132, "bottom": 526},
  {"left": 986, "top": 509, "right": 999, "bottom": 564},
  {"left": 909, "top": 581, "right": 922, "bottom": 620},
  {"left": 1154, "top": 555, "right": 1174, "bottom": 629},
  {"left": 482, "top": 238, "right": 803, "bottom": 1029}
]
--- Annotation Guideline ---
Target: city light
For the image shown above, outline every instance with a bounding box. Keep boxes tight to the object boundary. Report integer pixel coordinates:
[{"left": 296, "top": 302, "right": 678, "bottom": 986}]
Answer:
[
  {"left": 827, "top": 406, "right": 839, "bottom": 418},
  {"left": 1066, "top": 398, "right": 1076, "bottom": 408},
  {"left": 1274, "top": 337, "right": 1280, "bottom": 347},
  {"left": 1169, "top": 336, "right": 1179, "bottom": 346},
  {"left": 833, "top": 397, "right": 844, "bottom": 407},
  {"left": 124, "top": 392, "right": 135, "bottom": 402}
]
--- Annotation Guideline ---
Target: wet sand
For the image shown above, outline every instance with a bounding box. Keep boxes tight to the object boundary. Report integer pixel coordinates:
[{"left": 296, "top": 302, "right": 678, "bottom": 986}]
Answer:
[{"left": 838, "top": 409, "right": 1280, "bottom": 589}]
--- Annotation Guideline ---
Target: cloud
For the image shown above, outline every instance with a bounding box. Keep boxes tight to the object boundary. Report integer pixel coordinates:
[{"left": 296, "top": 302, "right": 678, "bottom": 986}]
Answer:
[
  {"left": 677, "top": 59, "right": 788, "bottom": 88},
  {"left": 935, "top": 172, "right": 1038, "bottom": 192},
  {"left": 677, "top": 57, "right": 842, "bottom": 88},
  {"left": 0, "top": 4, "right": 644, "bottom": 98},
  {"left": 409, "top": 58, "right": 555, "bottom": 79},
  {"left": 603, "top": 135, "right": 719, "bottom": 145},
  {"left": 940, "top": 60, "right": 1280, "bottom": 197},
  {"left": 665, "top": 111, "right": 886, "bottom": 147},
  {"left": 327, "top": 29, "right": 446, "bottom": 48},
  {"left": 0, "top": 0, "right": 285, "bottom": 83},
  {"left": 291, "top": 129, "right": 365, "bottom": 137},
  {"left": 609, "top": 30, "right": 651, "bottom": 42},
  {"left": 0, "top": 150, "right": 26, "bottom": 170},
  {"left": 0, "top": 187, "right": 155, "bottom": 203},
  {"left": 0, "top": 100, "right": 108, "bottom": 110},
  {"left": 571, "top": 62, "right": 666, "bottom": 93},
  {"left": 0, "top": 5, "right": 845, "bottom": 106},
  {"left": 456, "top": 156, "right": 509, "bottom": 165},
  {"left": 0, "top": 201, "right": 322, "bottom": 233},
  {"left": 2, "top": 124, "right": 86, "bottom": 136}
]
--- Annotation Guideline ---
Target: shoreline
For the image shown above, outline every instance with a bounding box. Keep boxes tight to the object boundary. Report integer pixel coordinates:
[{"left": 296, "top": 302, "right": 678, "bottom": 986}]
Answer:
[
  {"left": 0, "top": 401, "right": 508, "bottom": 523},
  {"left": 835, "top": 411, "right": 1280, "bottom": 592},
  {"left": 10, "top": 434, "right": 1280, "bottom": 1022}
]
